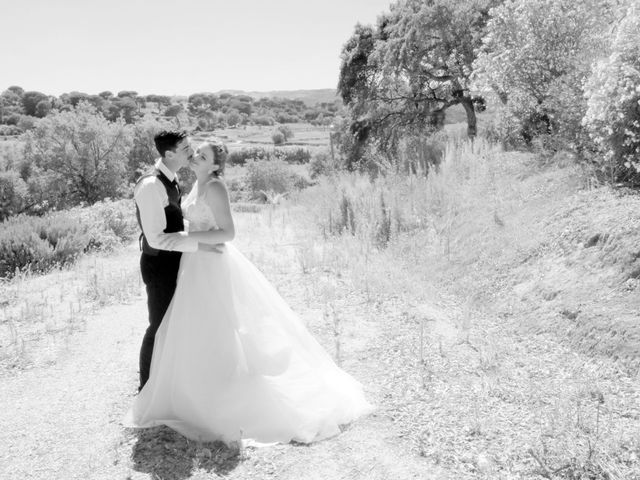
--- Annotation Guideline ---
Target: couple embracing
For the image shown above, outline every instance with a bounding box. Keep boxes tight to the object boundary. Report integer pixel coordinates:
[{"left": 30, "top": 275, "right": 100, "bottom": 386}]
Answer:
[{"left": 124, "top": 130, "right": 372, "bottom": 445}]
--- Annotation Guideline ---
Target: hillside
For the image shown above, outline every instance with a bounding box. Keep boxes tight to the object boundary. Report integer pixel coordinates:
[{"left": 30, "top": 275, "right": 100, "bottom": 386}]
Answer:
[{"left": 216, "top": 88, "right": 338, "bottom": 106}]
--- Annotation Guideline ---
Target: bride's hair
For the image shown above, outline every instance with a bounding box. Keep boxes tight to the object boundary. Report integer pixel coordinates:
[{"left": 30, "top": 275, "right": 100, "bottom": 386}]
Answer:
[{"left": 203, "top": 140, "right": 228, "bottom": 178}]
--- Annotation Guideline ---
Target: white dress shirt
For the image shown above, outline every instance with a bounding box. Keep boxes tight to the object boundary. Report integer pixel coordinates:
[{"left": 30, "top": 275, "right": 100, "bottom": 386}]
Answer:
[{"left": 134, "top": 159, "right": 198, "bottom": 252}]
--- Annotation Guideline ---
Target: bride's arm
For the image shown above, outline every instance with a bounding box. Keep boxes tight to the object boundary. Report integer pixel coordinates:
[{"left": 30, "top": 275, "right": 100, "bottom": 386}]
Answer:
[{"left": 189, "top": 181, "right": 235, "bottom": 244}]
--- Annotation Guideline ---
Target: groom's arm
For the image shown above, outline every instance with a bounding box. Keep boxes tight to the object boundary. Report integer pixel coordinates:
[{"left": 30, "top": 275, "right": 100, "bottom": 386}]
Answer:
[{"left": 134, "top": 178, "right": 198, "bottom": 253}]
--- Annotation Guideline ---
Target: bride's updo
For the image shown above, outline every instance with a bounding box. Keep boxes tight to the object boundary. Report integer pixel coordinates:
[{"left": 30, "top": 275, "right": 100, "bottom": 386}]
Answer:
[{"left": 203, "top": 140, "right": 228, "bottom": 178}]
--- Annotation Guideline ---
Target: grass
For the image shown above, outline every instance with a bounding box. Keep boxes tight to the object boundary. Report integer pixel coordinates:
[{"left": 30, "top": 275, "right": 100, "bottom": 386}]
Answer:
[
  {"left": 280, "top": 137, "right": 640, "bottom": 478},
  {"left": 2, "top": 135, "right": 639, "bottom": 477},
  {"left": 0, "top": 243, "right": 141, "bottom": 371}
]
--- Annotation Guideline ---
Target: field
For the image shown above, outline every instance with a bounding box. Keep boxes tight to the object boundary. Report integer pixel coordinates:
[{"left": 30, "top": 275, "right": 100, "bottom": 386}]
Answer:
[{"left": 1, "top": 135, "right": 639, "bottom": 479}]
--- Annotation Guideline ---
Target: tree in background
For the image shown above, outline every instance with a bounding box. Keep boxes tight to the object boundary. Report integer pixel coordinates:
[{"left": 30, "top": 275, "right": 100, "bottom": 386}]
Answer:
[
  {"left": 35, "top": 99, "right": 52, "bottom": 118},
  {"left": 127, "top": 115, "right": 174, "bottom": 183},
  {"left": 277, "top": 124, "right": 294, "bottom": 142},
  {"left": 21, "top": 91, "right": 49, "bottom": 117},
  {"left": 583, "top": 4, "right": 640, "bottom": 184},
  {"left": 0, "top": 87, "right": 25, "bottom": 122},
  {"left": 338, "top": 0, "right": 496, "bottom": 167},
  {"left": 271, "top": 131, "right": 285, "bottom": 145},
  {"left": 22, "top": 102, "right": 132, "bottom": 208},
  {"left": 473, "top": 0, "right": 617, "bottom": 150}
]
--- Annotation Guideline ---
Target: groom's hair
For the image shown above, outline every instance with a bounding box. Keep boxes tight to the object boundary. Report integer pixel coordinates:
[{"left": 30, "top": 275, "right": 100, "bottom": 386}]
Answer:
[{"left": 154, "top": 130, "right": 188, "bottom": 157}]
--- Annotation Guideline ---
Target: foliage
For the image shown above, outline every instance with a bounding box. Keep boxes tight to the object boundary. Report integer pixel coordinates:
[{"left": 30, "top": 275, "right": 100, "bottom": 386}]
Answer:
[
  {"left": 0, "top": 212, "right": 90, "bottom": 278},
  {"left": 127, "top": 115, "right": 173, "bottom": 183},
  {"left": 243, "top": 159, "right": 307, "bottom": 201},
  {"left": 309, "top": 149, "right": 340, "bottom": 179},
  {"left": 583, "top": 5, "right": 640, "bottom": 184},
  {"left": 276, "top": 125, "right": 294, "bottom": 142},
  {"left": 0, "top": 199, "right": 137, "bottom": 278},
  {"left": 227, "top": 147, "right": 272, "bottom": 166},
  {"left": 278, "top": 147, "right": 310, "bottom": 164},
  {"left": 271, "top": 130, "right": 285, "bottom": 145},
  {"left": 0, "top": 170, "right": 29, "bottom": 220},
  {"left": 0, "top": 125, "right": 22, "bottom": 136},
  {"left": 337, "top": 0, "right": 496, "bottom": 165},
  {"left": 473, "top": 0, "right": 617, "bottom": 151},
  {"left": 21, "top": 91, "right": 49, "bottom": 117},
  {"left": 22, "top": 102, "right": 133, "bottom": 209}
]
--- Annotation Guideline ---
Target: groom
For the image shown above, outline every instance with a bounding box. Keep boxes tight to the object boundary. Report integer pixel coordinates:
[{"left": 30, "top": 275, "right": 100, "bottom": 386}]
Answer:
[{"left": 134, "top": 130, "right": 199, "bottom": 392}]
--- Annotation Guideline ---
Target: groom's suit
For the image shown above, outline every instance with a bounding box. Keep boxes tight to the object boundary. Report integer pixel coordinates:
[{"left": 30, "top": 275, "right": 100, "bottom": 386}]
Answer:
[{"left": 134, "top": 159, "right": 197, "bottom": 390}]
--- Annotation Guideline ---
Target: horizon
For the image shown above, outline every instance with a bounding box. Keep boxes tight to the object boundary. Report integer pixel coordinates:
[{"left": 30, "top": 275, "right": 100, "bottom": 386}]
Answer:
[{"left": 1, "top": 0, "right": 394, "bottom": 98}]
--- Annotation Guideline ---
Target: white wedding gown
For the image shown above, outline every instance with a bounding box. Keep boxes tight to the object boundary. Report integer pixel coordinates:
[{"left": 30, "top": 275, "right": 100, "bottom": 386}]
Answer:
[{"left": 125, "top": 180, "right": 373, "bottom": 444}]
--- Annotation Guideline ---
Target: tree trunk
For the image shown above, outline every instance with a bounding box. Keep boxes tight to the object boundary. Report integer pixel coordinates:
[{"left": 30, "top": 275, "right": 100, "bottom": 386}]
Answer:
[{"left": 461, "top": 97, "right": 477, "bottom": 138}]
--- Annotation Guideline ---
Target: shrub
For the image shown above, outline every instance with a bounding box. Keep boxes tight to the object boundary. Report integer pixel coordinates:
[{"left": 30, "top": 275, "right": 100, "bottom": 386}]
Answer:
[
  {"left": 278, "top": 147, "right": 311, "bottom": 164},
  {"left": 583, "top": 6, "right": 640, "bottom": 184},
  {"left": 227, "top": 147, "right": 271, "bottom": 166},
  {"left": 0, "top": 170, "right": 29, "bottom": 220},
  {"left": 17, "top": 115, "right": 37, "bottom": 132},
  {"left": 277, "top": 125, "right": 294, "bottom": 142},
  {"left": 23, "top": 102, "right": 133, "bottom": 209},
  {"left": 309, "top": 150, "right": 338, "bottom": 178},
  {"left": 128, "top": 115, "right": 173, "bottom": 183},
  {"left": 75, "top": 199, "right": 138, "bottom": 250},
  {"left": 275, "top": 113, "right": 299, "bottom": 123},
  {"left": 0, "top": 199, "right": 138, "bottom": 278},
  {"left": 244, "top": 159, "right": 298, "bottom": 200},
  {"left": 0, "top": 213, "right": 89, "bottom": 277},
  {"left": 272, "top": 131, "right": 285, "bottom": 145},
  {"left": 252, "top": 115, "right": 275, "bottom": 126},
  {"left": 0, "top": 125, "right": 22, "bottom": 136}
]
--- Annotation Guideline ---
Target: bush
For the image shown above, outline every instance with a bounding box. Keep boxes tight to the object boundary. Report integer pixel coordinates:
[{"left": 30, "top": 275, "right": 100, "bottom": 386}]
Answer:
[
  {"left": 309, "top": 150, "right": 338, "bottom": 178},
  {"left": 271, "top": 131, "right": 285, "bottom": 145},
  {"left": 275, "top": 113, "right": 299, "bottom": 123},
  {"left": 252, "top": 115, "right": 275, "bottom": 126},
  {"left": 0, "top": 213, "right": 89, "bottom": 277},
  {"left": 276, "top": 125, "right": 294, "bottom": 142},
  {"left": 23, "top": 102, "right": 133, "bottom": 209},
  {"left": 0, "top": 125, "right": 22, "bottom": 136},
  {"left": 0, "top": 170, "right": 29, "bottom": 220},
  {"left": 75, "top": 199, "right": 138, "bottom": 250},
  {"left": 583, "top": 6, "right": 640, "bottom": 184},
  {"left": 0, "top": 199, "right": 138, "bottom": 278},
  {"left": 227, "top": 147, "right": 271, "bottom": 166},
  {"left": 17, "top": 115, "right": 37, "bottom": 132},
  {"left": 277, "top": 147, "right": 311, "bottom": 164},
  {"left": 128, "top": 115, "right": 173, "bottom": 183},
  {"left": 244, "top": 159, "right": 299, "bottom": 200}
]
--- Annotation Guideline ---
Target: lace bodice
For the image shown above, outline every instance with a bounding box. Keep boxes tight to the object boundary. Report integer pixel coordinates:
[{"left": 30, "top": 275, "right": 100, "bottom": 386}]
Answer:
[{"left": 182, "top": 181, "right": 219, "bottom": 232}]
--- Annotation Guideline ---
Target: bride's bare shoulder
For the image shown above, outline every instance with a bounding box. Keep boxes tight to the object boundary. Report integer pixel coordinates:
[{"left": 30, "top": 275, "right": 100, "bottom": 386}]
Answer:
[{"left": 203, "top": 178, "right": 229, "bottom": 200}]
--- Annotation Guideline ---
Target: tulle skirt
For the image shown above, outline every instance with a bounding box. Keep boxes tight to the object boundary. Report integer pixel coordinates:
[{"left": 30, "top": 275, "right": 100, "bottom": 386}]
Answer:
[{"left": 124, "top": 244, "right": 373, "bottom": 444}]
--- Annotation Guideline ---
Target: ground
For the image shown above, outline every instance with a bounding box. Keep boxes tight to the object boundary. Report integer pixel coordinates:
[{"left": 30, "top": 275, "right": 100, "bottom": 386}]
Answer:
[{"left": 1, "top": 160, "right": 640, "bottom": 479}]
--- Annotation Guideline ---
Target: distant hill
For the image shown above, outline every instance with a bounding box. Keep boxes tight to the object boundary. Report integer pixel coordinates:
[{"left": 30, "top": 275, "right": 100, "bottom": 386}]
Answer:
[{"left": 216, "top": 89, "right": 338, "bottom": 106}]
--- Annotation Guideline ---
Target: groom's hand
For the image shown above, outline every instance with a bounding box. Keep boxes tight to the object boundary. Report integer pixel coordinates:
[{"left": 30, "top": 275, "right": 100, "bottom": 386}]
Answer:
[
  {"left": 199, "top": 243, "right": 225, "bottom": 254},
  {"left": 157, "top": 232, "right": 188, "bottom": 250}
]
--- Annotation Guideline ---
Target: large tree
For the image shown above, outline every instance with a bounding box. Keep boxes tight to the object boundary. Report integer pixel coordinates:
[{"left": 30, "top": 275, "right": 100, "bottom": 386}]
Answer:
[
  {"left": 338, "top": 0, "right": 498, "bottom": 163},
  {"left": 23, "top": 103, "right": 132, "bottom": 207},
  {"left": 473, "top": 0, "right": 618, "bottom": 148},
  {"left": 583, "top": 4, "right": 640, "bottom": 183},
  {"left": 21, "top": 91, "right": 49, "bottom": 117}
]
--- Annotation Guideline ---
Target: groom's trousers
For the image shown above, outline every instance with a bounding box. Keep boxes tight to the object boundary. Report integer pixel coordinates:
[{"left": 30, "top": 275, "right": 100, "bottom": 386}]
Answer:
[{"left": 139, "top": 251, "right": 181, "bottom": 390}]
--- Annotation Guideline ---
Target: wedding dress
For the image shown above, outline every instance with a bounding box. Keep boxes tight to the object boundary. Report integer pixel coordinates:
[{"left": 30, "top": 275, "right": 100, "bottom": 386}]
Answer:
[{"left": 125, "top": 180, "right": 373, "bottom": 444}]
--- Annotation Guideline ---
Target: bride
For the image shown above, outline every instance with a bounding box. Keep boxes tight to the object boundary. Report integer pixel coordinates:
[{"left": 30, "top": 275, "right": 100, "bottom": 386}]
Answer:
[{"left": 125, "top": 140, "right": 373, "bottom": 444}]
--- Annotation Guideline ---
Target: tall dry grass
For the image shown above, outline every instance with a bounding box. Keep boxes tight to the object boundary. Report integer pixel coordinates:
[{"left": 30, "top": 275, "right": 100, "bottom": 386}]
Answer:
[{"left": 286, "top": 136, "right": 639, "bottom": 478}]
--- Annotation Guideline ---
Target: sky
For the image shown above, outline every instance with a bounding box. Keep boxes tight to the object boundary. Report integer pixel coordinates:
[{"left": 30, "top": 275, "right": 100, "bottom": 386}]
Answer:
[{"left": 0, "top": 0, "right": 394, "bottom": 97}]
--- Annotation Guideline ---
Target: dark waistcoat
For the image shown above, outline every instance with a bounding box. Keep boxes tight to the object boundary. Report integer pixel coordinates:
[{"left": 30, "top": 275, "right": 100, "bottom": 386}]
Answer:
[{"left": 135, "top": 169, "right": 184, "bottom": 256}]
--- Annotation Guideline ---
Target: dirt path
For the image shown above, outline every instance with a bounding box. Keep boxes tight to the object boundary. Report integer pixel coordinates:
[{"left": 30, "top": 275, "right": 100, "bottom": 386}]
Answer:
[{"left": 0, "top": 241, "right": 454, "bottom": 480}]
